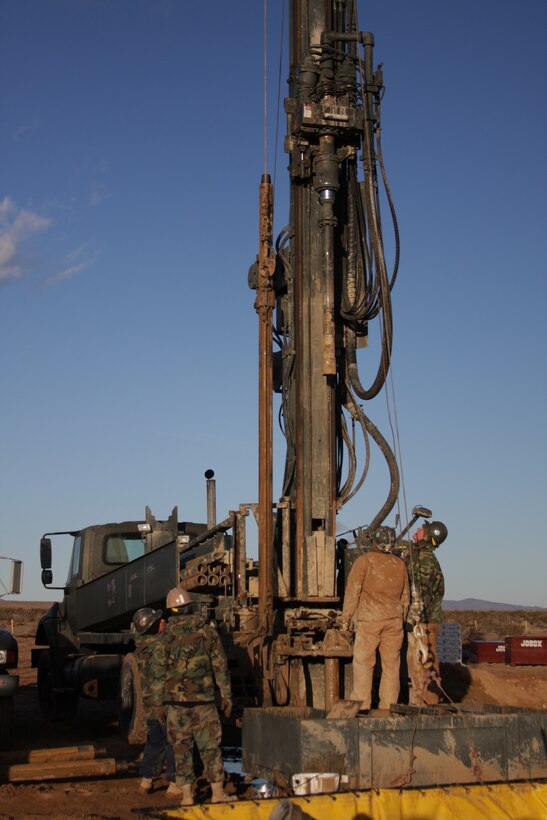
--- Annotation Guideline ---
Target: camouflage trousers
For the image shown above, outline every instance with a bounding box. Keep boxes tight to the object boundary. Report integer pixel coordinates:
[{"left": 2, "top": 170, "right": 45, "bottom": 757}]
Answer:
[
  {"left": 350, "top": 618, "right": 403, "bottom": 710},
  {"left": 165, "top": 701, "right": 224, "bottom": 787},
  {"left": 407, "top": 622, "right": 441, "bottom": 705}
]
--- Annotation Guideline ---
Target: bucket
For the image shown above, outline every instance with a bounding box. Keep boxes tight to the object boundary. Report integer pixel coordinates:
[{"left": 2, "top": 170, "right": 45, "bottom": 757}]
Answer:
[{"left": 291, "top": 772, "right": 340, "bottom": 795}]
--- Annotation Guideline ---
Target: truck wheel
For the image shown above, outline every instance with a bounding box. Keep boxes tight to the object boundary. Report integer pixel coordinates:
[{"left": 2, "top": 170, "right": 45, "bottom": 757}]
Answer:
[
  {"left": 117, "top": 654, "right": 146, "bottom": 744},
  {"left": 37, "top": 651, "right": 79, "bottom": 721},
  {"left": 0, "top": 697, "right": 13, "bottom": 748}
]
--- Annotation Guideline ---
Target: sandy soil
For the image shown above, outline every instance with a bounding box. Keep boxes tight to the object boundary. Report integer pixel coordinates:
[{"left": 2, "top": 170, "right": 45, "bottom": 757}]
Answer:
[{"left": 0, "top": 604, "right": 545, "bottom": 819}]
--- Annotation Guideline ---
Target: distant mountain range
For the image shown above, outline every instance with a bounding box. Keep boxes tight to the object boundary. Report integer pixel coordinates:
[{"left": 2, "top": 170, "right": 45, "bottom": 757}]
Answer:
[{"left": 443, "top": 598, "right": 546, "bottom": 611}]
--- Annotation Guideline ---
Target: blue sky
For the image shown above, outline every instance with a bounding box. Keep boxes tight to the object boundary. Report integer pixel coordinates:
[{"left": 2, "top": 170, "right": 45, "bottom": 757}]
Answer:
[{"left": 1, "top": 0, "right": 545, "bottom": 607}]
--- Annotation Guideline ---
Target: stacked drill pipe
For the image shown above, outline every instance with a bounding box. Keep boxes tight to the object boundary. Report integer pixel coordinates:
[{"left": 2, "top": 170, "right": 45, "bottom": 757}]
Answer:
[{"left": 179, "top": 553, "right": 233, "bottom": 590}]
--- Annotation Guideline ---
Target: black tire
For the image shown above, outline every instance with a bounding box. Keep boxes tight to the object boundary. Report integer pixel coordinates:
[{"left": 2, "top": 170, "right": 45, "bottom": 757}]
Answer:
[
  {"left": 0, "top": 697, "right": 13, "bottom": 748},
  {"left": 37, "top": 650, "right": 79, "bottom": 721},
  {"left": 117, "top": 653, "right": 146, "bottom": 744}
]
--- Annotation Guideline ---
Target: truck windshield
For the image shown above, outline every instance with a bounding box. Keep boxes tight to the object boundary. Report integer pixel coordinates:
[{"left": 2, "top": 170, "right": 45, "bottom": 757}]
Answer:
[{"left": 104, "top": 535, "right": 145, "bottom": 565}]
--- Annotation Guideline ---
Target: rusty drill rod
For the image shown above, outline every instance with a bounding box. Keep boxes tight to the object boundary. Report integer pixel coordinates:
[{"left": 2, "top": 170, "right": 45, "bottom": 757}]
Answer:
[
  {"left": 256, "top": 173, "right": 276, "bottom": 635},
  {"left": 0, "top": 744, "right": 105, "bottom": 765},
  {"left": 1, "top": 757, "right": 127, "bottom": 783}
]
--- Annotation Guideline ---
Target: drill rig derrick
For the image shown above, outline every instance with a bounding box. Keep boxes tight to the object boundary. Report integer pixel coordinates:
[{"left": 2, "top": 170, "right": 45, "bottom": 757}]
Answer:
[{"left": 251, "top": 0, "right": 400, "bottom": 708}]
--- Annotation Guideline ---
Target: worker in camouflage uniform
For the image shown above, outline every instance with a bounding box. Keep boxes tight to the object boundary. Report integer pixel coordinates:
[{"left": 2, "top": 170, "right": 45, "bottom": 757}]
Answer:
[
  {"left": 132, "top": 607, "right": 176, "bottom": 796},
  {"left": 405, "top": 520, "right": 447, "bottom": 705},
  {"left": 151, "top": 587, "right": 235, "bottom": 807},
  {"left": 341, "top": 526, "right": 410, "bottom": 713}
]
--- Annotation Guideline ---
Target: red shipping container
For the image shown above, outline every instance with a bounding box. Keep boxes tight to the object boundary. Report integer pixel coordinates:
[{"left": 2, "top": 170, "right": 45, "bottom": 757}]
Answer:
[
  {"left": 505, "top": 636, "right": 547, "bottom": 666},
  {"left": 469, "top": 640, "right": 506, "bottom": 663}
]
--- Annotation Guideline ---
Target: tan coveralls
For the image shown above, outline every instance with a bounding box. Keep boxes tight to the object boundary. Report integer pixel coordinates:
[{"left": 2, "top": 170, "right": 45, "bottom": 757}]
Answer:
[{"left": 342, "top": 549, "right": 410, "bottom": 710}]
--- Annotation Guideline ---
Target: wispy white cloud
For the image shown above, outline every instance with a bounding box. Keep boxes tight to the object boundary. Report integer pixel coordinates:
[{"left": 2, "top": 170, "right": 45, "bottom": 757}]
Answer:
[
  {"left": 40, "top": 243, "right": 97, "bottom": 288},
  {"left": 11, "top": 119, "right": 41, "bottom": 142},
  {"left": 89, "top": 182, "right": 110, "bottom": 207},
  {"left": 41, "top": 262, "right": 86, "bottom": 286},
  {"left": 0, "top": 197, "right": 52, "bottom": 283}
]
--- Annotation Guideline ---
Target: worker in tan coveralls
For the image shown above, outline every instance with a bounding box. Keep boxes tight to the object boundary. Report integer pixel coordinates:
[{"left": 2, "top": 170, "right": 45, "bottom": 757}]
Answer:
[{"left": 342, "top": 526, "right": 410, "bottom": 712}]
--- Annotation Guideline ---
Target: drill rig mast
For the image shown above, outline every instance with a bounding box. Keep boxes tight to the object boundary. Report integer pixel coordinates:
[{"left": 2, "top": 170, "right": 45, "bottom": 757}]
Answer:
[{"left": 251, "top": 0, "right": 399, "bottom": 705}]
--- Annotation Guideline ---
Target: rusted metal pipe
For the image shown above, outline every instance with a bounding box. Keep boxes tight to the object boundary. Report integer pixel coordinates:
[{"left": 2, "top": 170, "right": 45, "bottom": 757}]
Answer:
[
  {"left": 256, "top": 173, "right": 276, "bottom": 634},
  {"left": 324, "top": 657, "right": 340, "bottom": 711},
  {"left": 317, "top": 135, "right": 337, "bottom": 377},
  {"left": 294, "top": 184, "right": 304, "bottom": 598},
  {"left": 235, "top": 506, "right": 249, "bottom": 600},
  {"left": 205, "top": 469, "right": 217, "bottom": 529},
  {"left": 184, "top": 515, "right": 234, "bottom": 551}
]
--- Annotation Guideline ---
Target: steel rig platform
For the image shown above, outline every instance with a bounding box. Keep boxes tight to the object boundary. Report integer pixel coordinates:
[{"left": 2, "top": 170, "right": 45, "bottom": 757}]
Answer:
[{"left": 242, "top": 703, "right": 547, "bottom": 790}]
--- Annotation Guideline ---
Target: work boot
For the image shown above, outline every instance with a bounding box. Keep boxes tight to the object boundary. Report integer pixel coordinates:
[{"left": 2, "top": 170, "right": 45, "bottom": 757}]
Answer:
[
  {"left": 210, "top": 780, "right": 237, "bottom": 803},
  {"left": 165, "top": 782, "right": 184, "bottom": 797},
  {"left": 178, "top": 784, "right": 194, "bottom": 806},
  {"left": 138, "top": 777, "right": 153, "bottom": 794}
]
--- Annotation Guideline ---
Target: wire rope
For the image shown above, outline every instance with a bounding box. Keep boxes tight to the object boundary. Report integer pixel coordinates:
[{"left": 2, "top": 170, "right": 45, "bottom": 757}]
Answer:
[
  {"left": 263, "top": 0, "right": 268, "bottom": 176},
  {"left": 273, "top": 0, "right": 286, "bottom": 189}
]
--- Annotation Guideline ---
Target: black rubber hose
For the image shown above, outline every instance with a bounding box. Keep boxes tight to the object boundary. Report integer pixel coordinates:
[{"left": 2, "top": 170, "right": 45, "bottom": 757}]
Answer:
[
  {"left": 338, "top": 392, "right": 371, "bottom": 506},
  {"left": 346, "top": 313, "right": 392, "bottom": 400},
  {"left": 359, "top": 406, "right": 400, "bottom": 531},
  {"left": 376, "top": 106, "right": 400, "bottom": 290},
  {"left": 337, "top": 409, "right": 358, "bottom": 502}
]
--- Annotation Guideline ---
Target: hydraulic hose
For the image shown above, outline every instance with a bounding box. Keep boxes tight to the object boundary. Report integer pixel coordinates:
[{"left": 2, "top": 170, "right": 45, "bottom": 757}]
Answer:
[
  {"left": 346, "top": 318, "right": 392, "bottom": 401},
  {"left": 359, "top": 405, "right": 400, "bottom": 530},
  {"left": 376, "top": 104, "right": 400, "bottom": 289}
]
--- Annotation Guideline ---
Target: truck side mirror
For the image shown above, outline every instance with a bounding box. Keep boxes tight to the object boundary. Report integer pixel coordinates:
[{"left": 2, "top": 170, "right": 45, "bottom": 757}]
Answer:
[
  {"left": 40, "top": 537, "right": 52, "bottom": 569},
  {"left": 41, "top": 569, "right": 53, "bottom": 586},
  {"left": 10, "top": 560, "right": 23, "bottom": 594}
]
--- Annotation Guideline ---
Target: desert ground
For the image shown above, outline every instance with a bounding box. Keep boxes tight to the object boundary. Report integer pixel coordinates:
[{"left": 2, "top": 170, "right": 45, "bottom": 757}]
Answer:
[{"left": 0, "top": 602, "right": 545, "bottom": 819}]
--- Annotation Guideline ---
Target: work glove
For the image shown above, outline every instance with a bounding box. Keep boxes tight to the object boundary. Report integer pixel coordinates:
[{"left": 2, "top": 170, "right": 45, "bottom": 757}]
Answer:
[{"left": 221, "top": 697, "right": 232, "bottom": 718}]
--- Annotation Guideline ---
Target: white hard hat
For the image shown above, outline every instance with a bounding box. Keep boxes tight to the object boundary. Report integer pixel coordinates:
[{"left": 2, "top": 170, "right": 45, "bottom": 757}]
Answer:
[{"left": 166, "top": 587, "right": 192, "bottom": 609}]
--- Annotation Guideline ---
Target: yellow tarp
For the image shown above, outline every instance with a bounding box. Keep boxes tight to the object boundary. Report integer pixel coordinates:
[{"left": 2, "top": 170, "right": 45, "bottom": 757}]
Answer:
[{"left": 150, "top": 781, "right": 547, "bottom": 820}]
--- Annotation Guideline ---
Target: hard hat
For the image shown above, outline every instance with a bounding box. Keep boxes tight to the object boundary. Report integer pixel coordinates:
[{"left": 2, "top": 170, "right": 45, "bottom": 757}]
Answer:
[
  {"left": 372, "top": 526, "right": 396, "bottom": 552},
  {"left": 423, "top": 521, "right": 448, "bottom": 548},
  {"left": 166, "top": 587, "right": 193, "bottom": 610},
  {"left": 132, "top": 607, "right": 162, "bottom": 635}
]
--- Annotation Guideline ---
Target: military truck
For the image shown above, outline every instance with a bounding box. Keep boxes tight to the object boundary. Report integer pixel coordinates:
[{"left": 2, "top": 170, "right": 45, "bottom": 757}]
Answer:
[
  {"left": 33, "top": 478, "right": 262, "bottom": 740},
  {"left": 0, "top": 557, "right": 24, "bottom": 746}
]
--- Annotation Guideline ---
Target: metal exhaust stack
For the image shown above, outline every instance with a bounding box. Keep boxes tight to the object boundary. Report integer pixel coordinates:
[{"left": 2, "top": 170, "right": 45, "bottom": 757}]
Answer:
[{"left": 205, "top": 469, "right": 216, "bottom": 530}]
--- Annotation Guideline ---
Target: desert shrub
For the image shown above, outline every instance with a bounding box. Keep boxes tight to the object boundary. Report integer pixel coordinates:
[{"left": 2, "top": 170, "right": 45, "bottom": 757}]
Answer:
[{"left": 443, "top": 610, "right": 547, "bottom": 643}]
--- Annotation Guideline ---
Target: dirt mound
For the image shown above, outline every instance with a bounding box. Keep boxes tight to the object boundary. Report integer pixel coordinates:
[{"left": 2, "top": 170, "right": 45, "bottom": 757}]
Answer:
[{"left": 466, "top": 665, "right": 547, "bottom": 709}]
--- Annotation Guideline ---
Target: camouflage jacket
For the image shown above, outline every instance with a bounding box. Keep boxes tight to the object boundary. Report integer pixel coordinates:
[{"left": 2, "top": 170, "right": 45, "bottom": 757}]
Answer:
[
  {"left": 342, "top": 549, "right": 410, "bottom": 624},
  {"left": 150, "top": 614, "right": 231, "bottom": 706},
  {"left": 406, "top": 546, "right": 445, "bottom": 624},
  {"left": 134, "top": 632, "right": 165, "bottom": 719}
]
